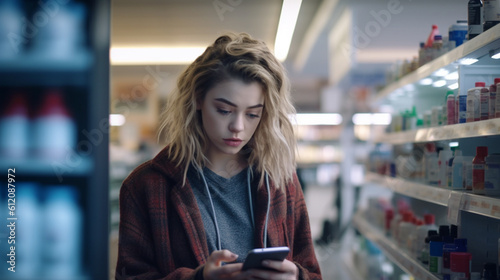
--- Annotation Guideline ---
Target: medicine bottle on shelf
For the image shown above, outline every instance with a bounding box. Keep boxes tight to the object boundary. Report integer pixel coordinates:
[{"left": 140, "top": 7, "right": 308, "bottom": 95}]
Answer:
[{"left": 473, "top": 146, "right": 488, "bottom": 194}]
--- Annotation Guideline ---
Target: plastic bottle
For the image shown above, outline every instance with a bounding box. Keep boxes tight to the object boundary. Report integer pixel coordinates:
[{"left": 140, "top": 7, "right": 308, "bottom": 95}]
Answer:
[
  {"left": 447, "top": 91, "right": 456, "bottom": 125},
  {"left": 451, "top": 252, "right": 472, "bottom": 280},
  {"left": 408, "top": 219, "right": 423, "bottom": 259},
  {"left": 449, "top": 20, "right": 469, "bottom": 47},
  {"left": 480, "top": 84, "right": 490, "bottom": 120},
  {"left": 426, "top": 25, "right": 440, "bottom": 48},
  {"left": 468, "top": 82, "right": 485, "bottom": 122},
  {"left": 416, "top": 214, "right": 438, "bottom": 261},
  {"left": 16, "top": 183, "right": 42, "bottom": 278},
  {"left": 426, "top": 144, "right": 440, "bottom": 185},
  {"left": 468, "top": 0, "right": 484, "bottom": 40},
  {"left": 459, "top": 88, "right": 468, "bottom": 123},
  {"left": 32, "top": 89, "right": 77, "bottom": 159},
  {"left": 42, "top": 186, "right": 83, "bottom": 278},
  {"left": 483, "top": 0, "right": 500, "bottom": 31},
  {"left": 439, "top": 145, "right": 454, "bottom": 187},
  {"left": 405, "top": 106, "right": 418, "bottom": 131},
  {"left": 484, "top": 153, "right": 500, "bottom": 195},
  {"left": 0, "top": 93, "right": 29, "bottom": 159},
  {"left": 432, "top": 35, "right": 444, "bottom": 59},
  {"left": 473, "top": 146, "right": 488, "bottom": 194},
  {"left": 489, "top": 78, "right": 500, "bottom": 119},
  {"left": 463, "top": 156, "right": 475, "bottom": 190},
  {"left": 451, "top": 149, "right": 465, "bottom": 189},
  {"left": 398, "top": 212, "right": 414, "bottom": 248},
  {"left": 422, "top": 230, "right": 439, "bottom": 264}
]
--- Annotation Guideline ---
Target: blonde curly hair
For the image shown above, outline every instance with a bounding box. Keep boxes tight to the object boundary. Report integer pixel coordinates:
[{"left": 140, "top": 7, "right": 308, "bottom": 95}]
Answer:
[{"left": 158, "top": 32, "right": 297, "bottom": 189}]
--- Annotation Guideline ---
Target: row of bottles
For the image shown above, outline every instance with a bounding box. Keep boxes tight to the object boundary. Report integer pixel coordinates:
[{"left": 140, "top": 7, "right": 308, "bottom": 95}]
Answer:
[
  {"left": 367, "top": 142, "right": 500, "bottom": 196},
  {"left": 0, "top": 0, "right": 88, "bottom": 60},
  {"left": 365, "top": 197, "right": 500, "bottom": 279},
  {"left": 0, "top": 183, "right": 83, "bottom": 279},
  {"left": 0, "top": 89, "right": 77, "bottom": 160},
  {"left": 389, "top": 78, "right": 500, "bottom": 133}
]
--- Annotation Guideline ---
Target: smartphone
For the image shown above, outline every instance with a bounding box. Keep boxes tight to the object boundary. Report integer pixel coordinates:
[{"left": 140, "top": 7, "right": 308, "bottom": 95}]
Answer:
[{"left": 241, "top": 246, "right": 290, "bottom": 271}]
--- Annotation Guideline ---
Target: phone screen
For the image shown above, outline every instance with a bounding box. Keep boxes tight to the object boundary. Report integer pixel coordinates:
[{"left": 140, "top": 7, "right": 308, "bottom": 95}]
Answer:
[{"left": 241, "top": 247, "right": 290, "bottom": 271}]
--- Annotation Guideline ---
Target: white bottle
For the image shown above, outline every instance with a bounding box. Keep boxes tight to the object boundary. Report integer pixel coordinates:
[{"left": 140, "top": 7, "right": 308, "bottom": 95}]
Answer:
[
  {"left": 426, "top": 145, "right": 440, "bottom": 186},
  {"left": 42, "top": 186, "right": 82, "bottom": 278},
  {"left": 467, "top": 82, "right": 485, "bottom": 122},
  {"left": 480, "top": 84, "right": 490, "bottom": 120},
  {"left": 463, "top": 156, "right": 475, "bottom": 191},
  {"left": 0, "top": 94, "right": 29, "bottom": 159},
  {"left": 16, "top": 183, "right": 42, "bottom": 278},
  {"left": 32, "top": 90, "right": 77, "bottom": 160},
  {"left": 398, "top": 212, "right": 414, "bottom": 249},
  {"left": 451, "top": 150, "right": 464, "bottom": 189},
  {"left": 439, "top": 145, "right": 453, "bottom": 187}
]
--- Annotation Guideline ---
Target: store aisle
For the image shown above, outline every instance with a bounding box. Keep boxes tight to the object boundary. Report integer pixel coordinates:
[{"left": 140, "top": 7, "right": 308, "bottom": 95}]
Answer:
[{"left": 305, "top": 185, "right": 354, "bottom": 280}]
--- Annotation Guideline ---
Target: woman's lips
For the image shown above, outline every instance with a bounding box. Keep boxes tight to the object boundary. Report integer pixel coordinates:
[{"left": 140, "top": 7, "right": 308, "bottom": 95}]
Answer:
[{"left": 223, "top": 138, "right": 243, "bottom": 147}]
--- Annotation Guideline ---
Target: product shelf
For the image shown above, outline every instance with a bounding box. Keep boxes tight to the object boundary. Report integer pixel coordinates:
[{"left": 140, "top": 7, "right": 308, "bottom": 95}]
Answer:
[
  {"left": 0, "top": 156, "right": 93, "bottom": 177},
  {"left": 352, "top": 213, "right": 440, "bottom": 280},
  {"left": 365, "top": 172, "right": 500, "bottom": 220},
  {"left": 374, "top": 24, "right": 500, "bottom": 102},
  {"left": 375, "top": 118, "right": 500, "bottom": 144}
]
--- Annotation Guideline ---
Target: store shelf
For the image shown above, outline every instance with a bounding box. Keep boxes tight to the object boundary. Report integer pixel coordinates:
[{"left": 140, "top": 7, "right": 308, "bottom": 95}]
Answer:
[
  {"left": 352, "top": 213, "right": 440, "bottom": 280},
  {"left": 374, "top": 24, "right": 500, "bottom": 102},
  {"left": 0, "top": 156, "right": 93, "bottom": 177},
  {"left": 375, "top": 119, "right": 500, "bottom": 144},
  {"left": 365, "top": 172, "right": 500, "bottom": 220}
]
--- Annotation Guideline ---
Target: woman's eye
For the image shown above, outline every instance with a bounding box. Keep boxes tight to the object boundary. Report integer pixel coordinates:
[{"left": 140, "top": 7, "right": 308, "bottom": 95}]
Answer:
[
  {"left": 247, "top": 113, "right": 260, "bottom": 119},
  {"left": 217, "top": 109, "right": 230, "bottom": 115}
]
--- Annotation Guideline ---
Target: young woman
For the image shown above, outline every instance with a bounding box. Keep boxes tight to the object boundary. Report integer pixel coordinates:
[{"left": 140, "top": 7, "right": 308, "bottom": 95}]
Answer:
[{"left": 116, "top": 32, "right": 322, "bottom": 280}]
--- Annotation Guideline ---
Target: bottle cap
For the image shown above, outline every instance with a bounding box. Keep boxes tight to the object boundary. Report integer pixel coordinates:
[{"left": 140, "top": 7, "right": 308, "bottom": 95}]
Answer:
[
  {"left": 450, "top": 224, "right": 458, "bottom": 239},
  {"left": 403, "top": 211, "right": 413, "bottom": 222},
  {"left": 475, "top": 82, "right": 486, "bottom": 87},
  {"left": 439, "top": 225, "right": 450, "bottom": 237},
  {"left": 427, "top": 229, "right": 438, "bottom": 237},
  {"left": 476, "top": 146, "right": 488, "bottom": 157},
  {"left": 3, "top": 93, "right": 28, "bottom": 117},
  {"left": 446, "top": 90, "right": 455, "bottom": 97},
  {"left": 494, "top": 78, "right": 500, "bottom": 84},
  {"left": 424, "top": 214, "right": 435, "bottom": 225},
  {"left": 434, "top": 35, "right": 443, "bottom": 40},
  {"left": 482, "top": 263, "right": 498, "bottom": 279},
  {"left": 37, "top": 89, "right": 71, "bottom": 117},
  {"left": 432, "top": 24, "right": 438, "bottom": 29}
]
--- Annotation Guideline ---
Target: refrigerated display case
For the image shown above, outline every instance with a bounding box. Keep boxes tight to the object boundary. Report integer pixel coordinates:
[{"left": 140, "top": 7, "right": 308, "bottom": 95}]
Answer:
[{"left": 0, "top": 0, "right": 109, "bottom": 279}]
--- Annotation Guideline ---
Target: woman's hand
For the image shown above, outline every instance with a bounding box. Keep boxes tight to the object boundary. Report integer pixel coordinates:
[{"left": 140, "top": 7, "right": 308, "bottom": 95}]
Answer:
[
  {"left": 246, "top": 259, "right": 298, "bottom": 280},
  {"left": 203, "top": 250, "right": 299, "bottom": 280},
  {"left": 203, "top": 250, "right": 243, "bottom": 280}
]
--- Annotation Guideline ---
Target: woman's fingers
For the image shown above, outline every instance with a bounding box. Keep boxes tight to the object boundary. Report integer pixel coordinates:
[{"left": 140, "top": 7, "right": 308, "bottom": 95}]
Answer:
[{"left": 207, "top": 249, "right": 239, "bottom": 266}]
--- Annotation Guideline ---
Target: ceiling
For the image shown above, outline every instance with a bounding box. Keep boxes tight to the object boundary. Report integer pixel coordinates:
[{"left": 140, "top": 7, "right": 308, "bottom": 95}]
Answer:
[{"left": 111, "top": 0, "right": 468, "bottom": 113}]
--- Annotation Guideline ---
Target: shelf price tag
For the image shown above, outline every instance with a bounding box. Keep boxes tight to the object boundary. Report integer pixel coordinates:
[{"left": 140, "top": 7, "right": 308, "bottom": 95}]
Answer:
[{"left": 447, "top": 192, "right": 465, "bottom": 225}]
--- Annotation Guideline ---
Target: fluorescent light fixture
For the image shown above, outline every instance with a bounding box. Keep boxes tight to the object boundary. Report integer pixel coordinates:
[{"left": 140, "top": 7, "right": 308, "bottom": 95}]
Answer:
[
  {"left": 352, "top": 113, "right": 392, "bottom": 125},
  {"left": 110, "top": 47, "right": 206, "bottom": 65},
  {"left": 110, "top": 114, "right": 126, "bottom": 126},
  {"left": 449, "top": 142, "right": 459, "bottom": 147},
  {"left": 420, "top": 78, "right": 433, "bottom": 85},
  {"left": 434, "top": 68, "right": 449, "bottom": 77},
  {"left": 448, "top": 83, "right": 459, "bottom": 90},
  {"left": 491, "top": 49, "right": 500, "bottom": 59},
  {"left": 274, "top": 0, "right": 303, "bottom": 61},
  {"left": 445, "top": 71, "right": 459, "bottom": 80},
  {"left": 433, "top": 80, "right": 447, "bottom": 87},
  {"left": 458, "top": 58, "right": 478, "bottom": 65},
  {"left": 290, "top": 113, "right": 342, "bottom": 125}
]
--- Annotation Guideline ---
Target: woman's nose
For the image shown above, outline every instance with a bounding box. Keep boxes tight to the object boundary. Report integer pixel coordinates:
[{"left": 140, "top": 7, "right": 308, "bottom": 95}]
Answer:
[{"left": 229, "top": 114, "right": 244, "bottom": 132}]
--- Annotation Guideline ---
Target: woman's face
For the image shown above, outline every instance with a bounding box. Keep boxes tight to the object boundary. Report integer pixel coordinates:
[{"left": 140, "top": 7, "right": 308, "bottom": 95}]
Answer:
[{"left": 197, "top": 79, "right": 264, "bottom": 163}]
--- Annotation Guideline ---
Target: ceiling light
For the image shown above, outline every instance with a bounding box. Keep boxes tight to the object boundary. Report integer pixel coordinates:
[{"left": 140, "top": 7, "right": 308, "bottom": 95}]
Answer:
[
  {"left": 449, "top": 142, "right": 459, "bottom": 147},
  {"left": 274, "top": 0, "right": 303, "bottom": 61},
  {"left": 352, "top": 113, "right": 391, "bottom": 125},
  {"left": 290, "top": 113, "right": 342, "bottom": 125},
  {"left": 458, "top": 58, "right": 478, "bottom": 65},
  {"left": 491, "top": 49, "right": 500, "bottom": 59},
  {"left": 420, "top": 78, "right": 433, "bottom": 85},
  {"left": 434, "top": 69, "right": 449, "bottom": 77},
  {"left": 448, "top": 83, "right": 459, "bottom": 90},
  {"left": 445, "top": 71, "right": 459, "bottom": 80},
  {"left": 433, "top": 80, "right": 447, "bottom": 87},
  {"left": 110, "top": 47, "right": 206, "bottom": 65},
  {"left": 110, "top": 114, "right": 126, "bottom": 126}
]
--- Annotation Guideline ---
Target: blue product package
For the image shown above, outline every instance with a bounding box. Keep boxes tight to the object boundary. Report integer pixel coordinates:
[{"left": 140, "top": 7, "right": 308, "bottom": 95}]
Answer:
[{"left": 459, "top": 95, "right": 467, "bottom": 123}]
